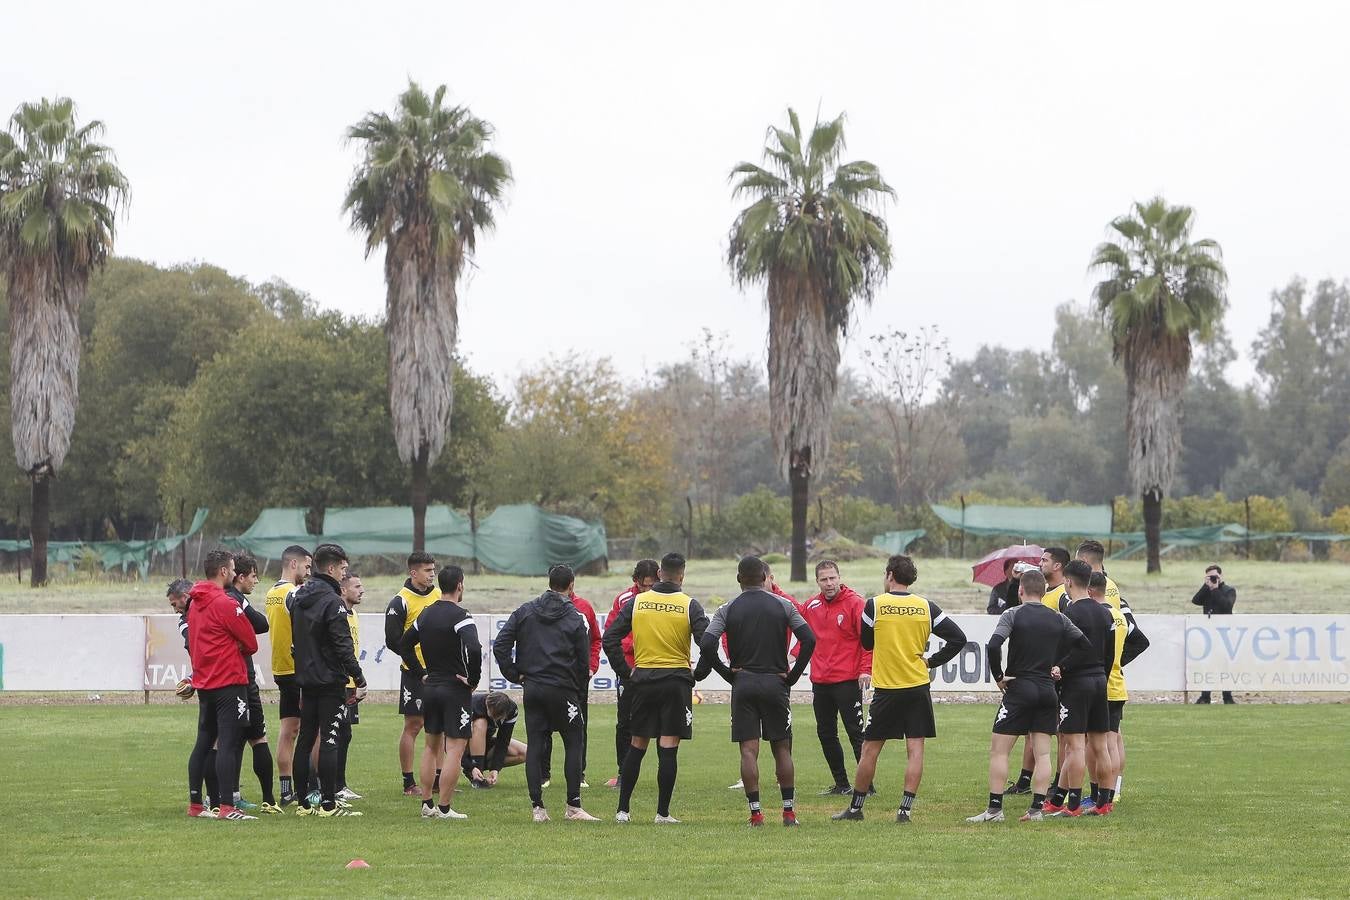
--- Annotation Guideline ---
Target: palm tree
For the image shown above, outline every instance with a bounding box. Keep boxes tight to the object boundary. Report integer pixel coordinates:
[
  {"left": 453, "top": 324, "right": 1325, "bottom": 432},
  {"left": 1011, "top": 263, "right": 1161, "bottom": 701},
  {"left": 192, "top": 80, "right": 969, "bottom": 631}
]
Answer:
[
  {"left": 343, "top": 82, "right": 510, "bottom": 550},
  {"left": 1090, "top": 197, "right": 1227, "bottom": 574},
  {"left": 728, "top": 109, "right": 894, "bottom": 581},
  {"left": 0, "top": 98, "right": 128, "bottom": 586}
]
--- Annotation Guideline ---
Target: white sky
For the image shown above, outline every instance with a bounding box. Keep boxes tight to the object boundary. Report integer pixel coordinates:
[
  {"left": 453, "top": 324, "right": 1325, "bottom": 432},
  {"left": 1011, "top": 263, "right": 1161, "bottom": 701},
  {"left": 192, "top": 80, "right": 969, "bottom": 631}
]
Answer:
[{"left": 4, "top": 0, "right": 1347, "bottom": 389}]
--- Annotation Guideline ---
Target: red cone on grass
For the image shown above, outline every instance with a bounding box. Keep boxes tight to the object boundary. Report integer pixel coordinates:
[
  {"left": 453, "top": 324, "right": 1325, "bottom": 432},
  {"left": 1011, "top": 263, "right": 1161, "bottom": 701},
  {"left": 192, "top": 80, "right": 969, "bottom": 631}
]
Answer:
[{"left": 346, "top": 860, "right": 371, "bottom": 870}]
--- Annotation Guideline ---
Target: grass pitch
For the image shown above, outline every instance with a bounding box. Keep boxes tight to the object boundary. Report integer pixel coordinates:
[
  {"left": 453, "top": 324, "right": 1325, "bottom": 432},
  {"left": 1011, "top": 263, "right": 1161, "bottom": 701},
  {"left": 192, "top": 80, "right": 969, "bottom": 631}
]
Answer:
[{"left": 1, "top": 701, "right": 1347, "bottom": 897}]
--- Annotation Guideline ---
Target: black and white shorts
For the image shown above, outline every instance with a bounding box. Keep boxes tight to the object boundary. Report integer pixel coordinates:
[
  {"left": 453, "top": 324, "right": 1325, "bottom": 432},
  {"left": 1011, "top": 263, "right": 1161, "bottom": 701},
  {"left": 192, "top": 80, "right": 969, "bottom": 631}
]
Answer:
[
  {"left": 423, "top": 681, "right": 472, "bottom": 738},
  {"left": 275, "top": 674, "right": 301, "bottom": 720},
  {"left": 992, "top": 678, "right": 1059, "bottom": 736},
  {"left": 730, "top": 672, "right": 792, "bottom": 743},
  {"left": 1108, "top": 699, "right": 1125, "bottom": 733},
  {"left": 1059, "top": 675, "right": 1110, "bottom": 734},
  {"left": 628, "top": 675, "right": 693, "bottom": 740},
  {"left": 863, "top": 684, "right": 936, "bottom": 740},
  {"left": 399, "top": 669, "right": 425, "bottom": 717}
]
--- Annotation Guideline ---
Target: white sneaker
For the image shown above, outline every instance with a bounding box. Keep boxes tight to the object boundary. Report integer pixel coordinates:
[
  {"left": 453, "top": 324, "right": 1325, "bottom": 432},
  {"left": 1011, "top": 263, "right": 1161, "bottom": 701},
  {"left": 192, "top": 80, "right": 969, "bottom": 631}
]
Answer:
[
  {"left": 615, "top": 811, "right": 631, "bottom": 823},
  {"left": 532, "top": 807, "right": 550, "bottom": 823},
  {"left": 566, "top": 805, "right": 599, "bottom": 821},
  {"left": 654, "top": 814, "right": 681, "bottom": 824},
  {"left": 435, "top": 807, "right": 468, "bottom": 820},
  {"left": 966, "top": 808, "right": 1005, "bottom": 823},
  {"left": 727, "top": 779, "right": 744, "bottom": 790},
  {"left": 337, "top": 788, "right": 363, "bottom": 801},
  {"left": 218, "top": 809, "right": 257, "bottom": 821},
  {"left": 420, "top": 803, "right": 436, "bottom": 818}
]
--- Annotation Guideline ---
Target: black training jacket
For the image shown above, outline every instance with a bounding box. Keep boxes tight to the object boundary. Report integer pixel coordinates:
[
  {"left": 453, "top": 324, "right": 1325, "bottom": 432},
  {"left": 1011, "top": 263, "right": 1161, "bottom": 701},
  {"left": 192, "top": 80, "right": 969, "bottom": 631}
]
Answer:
[
  {"left": 290, "top": 573, "right": 365, "bottom": 690},
  {"left": 492, "top": 590, "right": 590, "bottom": 692}
]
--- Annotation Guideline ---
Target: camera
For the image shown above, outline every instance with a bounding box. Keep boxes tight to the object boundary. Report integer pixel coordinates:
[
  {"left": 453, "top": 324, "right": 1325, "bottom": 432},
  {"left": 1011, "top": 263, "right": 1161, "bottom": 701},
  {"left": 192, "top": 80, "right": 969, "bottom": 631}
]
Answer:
[{"left": 1011, "top": 561, "right": 1038, "bottom": 576}]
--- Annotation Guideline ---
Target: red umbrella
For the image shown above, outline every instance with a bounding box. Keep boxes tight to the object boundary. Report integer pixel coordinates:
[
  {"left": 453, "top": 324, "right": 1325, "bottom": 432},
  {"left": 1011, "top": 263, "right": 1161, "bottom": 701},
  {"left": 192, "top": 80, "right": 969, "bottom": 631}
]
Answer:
[{"left": 971, "top": 544, "right": 1044, "bottom": 587}]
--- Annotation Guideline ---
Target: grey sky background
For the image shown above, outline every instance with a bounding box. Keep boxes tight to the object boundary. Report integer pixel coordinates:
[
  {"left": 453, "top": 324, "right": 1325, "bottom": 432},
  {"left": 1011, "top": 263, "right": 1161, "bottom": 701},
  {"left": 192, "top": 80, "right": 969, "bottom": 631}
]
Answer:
[{"left": 4, "top": 1, "right": 1346, "bottom": 390}]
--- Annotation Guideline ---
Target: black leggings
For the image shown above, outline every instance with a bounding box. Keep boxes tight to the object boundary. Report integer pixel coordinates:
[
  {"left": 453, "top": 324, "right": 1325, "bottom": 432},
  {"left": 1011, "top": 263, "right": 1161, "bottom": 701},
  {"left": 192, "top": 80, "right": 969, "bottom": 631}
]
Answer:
[
  {"left": 293, "top": 686, "right": 346, "bottom": 807},
  {"left": 539, "top": 690, "right": 589, "bottom": 777},
  {"left": 812, "top": 680, "right": 865, "bottom": 785},
  {"left": 188, "top": 686, "right": 247, "bottom": 807},
  {"left": 524, "top": 683, "right": 585, "bottom": 807},
  {"left": 615, "top": 676, "right": 632, "bottom": 772}
]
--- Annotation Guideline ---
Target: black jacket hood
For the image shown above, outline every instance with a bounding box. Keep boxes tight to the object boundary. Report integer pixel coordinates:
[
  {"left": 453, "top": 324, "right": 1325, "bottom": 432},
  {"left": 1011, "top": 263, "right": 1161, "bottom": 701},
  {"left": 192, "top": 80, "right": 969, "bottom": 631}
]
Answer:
[{"left": 530, "top": 590, "right": 574, "bottom": 623}]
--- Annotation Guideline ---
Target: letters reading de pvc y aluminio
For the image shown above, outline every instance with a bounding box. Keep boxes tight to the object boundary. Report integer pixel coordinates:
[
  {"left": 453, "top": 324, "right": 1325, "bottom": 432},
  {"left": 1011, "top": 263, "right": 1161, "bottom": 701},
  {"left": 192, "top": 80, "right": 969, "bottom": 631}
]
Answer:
[{"left": 1185, "top": 621, "right": 1346, "bottom": 662}]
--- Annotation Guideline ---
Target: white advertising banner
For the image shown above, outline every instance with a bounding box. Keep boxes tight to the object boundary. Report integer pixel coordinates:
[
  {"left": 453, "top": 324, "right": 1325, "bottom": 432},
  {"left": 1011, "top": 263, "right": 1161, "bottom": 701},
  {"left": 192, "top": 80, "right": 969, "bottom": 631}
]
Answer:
[
  {"left": 0, "top": 615, "right": 145, "bottom": 691},
  {"left": 1, "top": 612, "right": 1346, "bottom": 694},
  {"left": 1184, "top": 615, "right": 1350, "bottom": 692}
]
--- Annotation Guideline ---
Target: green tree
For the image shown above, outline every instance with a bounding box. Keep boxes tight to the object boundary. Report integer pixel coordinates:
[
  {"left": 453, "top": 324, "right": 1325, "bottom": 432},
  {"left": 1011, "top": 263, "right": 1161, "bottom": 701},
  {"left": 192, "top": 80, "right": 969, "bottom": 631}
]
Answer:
[
  {"left": 0, "top": 98, "right": 128, "bottom": 584},
  {"left": 727, "top": 108, "right": 895, "bottom": 581},
  {"left": 343, "top": 82, "right": 511, "bottom": 551},
  {"left": 1090, "top": 196, "right": 1227, "bottom": 573}
]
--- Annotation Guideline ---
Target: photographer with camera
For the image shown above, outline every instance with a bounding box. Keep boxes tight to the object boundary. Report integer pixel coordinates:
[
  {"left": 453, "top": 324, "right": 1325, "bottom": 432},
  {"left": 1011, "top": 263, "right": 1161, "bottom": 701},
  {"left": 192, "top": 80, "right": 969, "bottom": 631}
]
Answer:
[{"left": 1191, "top": 564, "right": 1237, "bottom": 704}]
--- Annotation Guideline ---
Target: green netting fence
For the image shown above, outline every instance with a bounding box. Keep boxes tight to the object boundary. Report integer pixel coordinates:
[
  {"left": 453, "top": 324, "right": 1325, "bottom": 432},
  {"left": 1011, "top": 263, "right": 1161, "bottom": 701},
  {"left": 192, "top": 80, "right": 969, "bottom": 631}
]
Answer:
[
  {"left": 223, "top": 503, "right": 607, "bottom": 576},
  {"left": 0, "top": 507, "right": 210, "bottom": 576}
]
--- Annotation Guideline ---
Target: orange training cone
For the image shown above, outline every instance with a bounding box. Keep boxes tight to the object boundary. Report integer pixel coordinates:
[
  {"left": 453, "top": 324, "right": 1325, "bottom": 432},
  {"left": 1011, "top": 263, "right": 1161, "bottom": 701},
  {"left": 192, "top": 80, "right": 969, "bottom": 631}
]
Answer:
[{"left": 346, "top": 860, "right": 371, "bottom": 870}]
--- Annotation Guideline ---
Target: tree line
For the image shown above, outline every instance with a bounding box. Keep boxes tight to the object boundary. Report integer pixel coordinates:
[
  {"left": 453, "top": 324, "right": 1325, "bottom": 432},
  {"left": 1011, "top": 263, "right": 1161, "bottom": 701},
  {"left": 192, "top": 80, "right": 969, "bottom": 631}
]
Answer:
[{"left": 4, "top": 87, "right": 1347, "bottom": 583}]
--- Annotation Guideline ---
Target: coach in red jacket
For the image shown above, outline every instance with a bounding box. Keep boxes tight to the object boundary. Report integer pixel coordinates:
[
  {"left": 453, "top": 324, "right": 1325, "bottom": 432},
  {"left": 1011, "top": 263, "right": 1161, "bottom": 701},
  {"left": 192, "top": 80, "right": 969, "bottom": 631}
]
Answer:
[
  {"left": 796, "top": 559, "right": 874, "bottom": 795},
  {"left": 602, "top": 559, "right": 660, "bottom": 786},
  {"left": 186, "top": 550, "right": 260, "bottom": 820}
]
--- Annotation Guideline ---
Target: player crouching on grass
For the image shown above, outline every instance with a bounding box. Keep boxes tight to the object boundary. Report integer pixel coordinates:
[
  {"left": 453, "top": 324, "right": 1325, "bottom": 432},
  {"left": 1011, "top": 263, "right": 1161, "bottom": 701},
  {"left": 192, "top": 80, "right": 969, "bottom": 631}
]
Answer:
[{"left": 462, "top": 691, "right": 528, "bottom": 788}]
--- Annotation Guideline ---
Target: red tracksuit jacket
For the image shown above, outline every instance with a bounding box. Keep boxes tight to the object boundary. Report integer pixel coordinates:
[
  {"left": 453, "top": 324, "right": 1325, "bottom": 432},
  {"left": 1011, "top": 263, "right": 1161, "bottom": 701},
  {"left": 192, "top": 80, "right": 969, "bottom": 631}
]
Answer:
[
  {"left": 187, "top": 580, "right": 258, "bottom": 690},
  {"left": 604, "top": 584, "right": 642, "bottom": 670},
  {"left": 793, "top": 584, "right": 872, "bottom": 684},
  {"left": 570, "top": 593, "right": 602, "bottom": 675}
]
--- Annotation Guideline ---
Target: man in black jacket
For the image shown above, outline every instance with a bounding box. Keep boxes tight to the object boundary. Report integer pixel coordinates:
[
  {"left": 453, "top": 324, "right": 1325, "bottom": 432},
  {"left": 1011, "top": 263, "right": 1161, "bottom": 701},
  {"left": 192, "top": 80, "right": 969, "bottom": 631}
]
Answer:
[
  {"left": 399, "top": 565, "right": 481, "bottom": 820},
  {"left": 1192, "top": 564, "right": 1238, "bottom": 704},
  {"left": 493, "top": 564, "right": 597, "bottom": 823},
  {"left": 224, "top": 554, "right": 277, "bottom": 813},
  {"left": 695, "top": 557, "right": 815, "bottom": 827},
  {"left": 289, "top": 543, "right": 366, "bottom": 817}
]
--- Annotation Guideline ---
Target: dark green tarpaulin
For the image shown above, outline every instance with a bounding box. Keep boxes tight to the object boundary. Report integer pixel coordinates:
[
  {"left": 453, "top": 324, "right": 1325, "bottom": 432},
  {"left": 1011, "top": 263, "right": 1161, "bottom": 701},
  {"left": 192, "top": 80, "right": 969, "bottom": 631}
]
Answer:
[
  {"left": 931, "top": 503, "right": 1113, "bottom": 539},
  {"left": 221, "top": 508, "right": 312, "bottom": 560},
  {"left": 871, "top": 530, "right": 926, "bottom": 554},
  {"left": 321, "top": 506, "right": 475, "bottom": 558},
  {"left": 475, "top": 504, "right": 608, "bottom": 576}
]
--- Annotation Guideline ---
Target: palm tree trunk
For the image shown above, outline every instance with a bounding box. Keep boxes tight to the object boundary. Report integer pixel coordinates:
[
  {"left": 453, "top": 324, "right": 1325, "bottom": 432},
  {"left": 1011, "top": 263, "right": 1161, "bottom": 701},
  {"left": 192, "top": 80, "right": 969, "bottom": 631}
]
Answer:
[
  {"left": 30, "top": 472, "right": 50, "bottom": 586},
  {"left": 789, "top": 458, "right": 809, "bottom": 583},
  {"left": 411, "top": 444, "right": 429, "bottom": 553},
  {"left": 1142, "top": 487, "right": 1163, "bottom": 574}
]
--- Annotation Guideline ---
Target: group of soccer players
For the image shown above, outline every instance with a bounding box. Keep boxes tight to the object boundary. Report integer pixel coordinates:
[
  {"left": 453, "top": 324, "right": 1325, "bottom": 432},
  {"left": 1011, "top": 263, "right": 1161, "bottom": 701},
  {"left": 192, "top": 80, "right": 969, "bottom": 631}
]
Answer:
[{"left": 176, "top": 539, "right": 1148, "bottom": 825}]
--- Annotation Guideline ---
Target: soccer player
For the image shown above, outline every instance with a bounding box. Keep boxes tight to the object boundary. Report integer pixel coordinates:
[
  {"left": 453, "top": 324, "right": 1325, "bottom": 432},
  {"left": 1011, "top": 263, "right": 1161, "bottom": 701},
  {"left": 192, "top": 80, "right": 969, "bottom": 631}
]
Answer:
[
  {"left": 185, "top": 550, "right": 259, "bottom": 821},
  {"left": 493, "top": 564, "right": 598, "bottom": 823},
  {"left": 602, "top": 552, "right": 709, "bottom": 824},
  {"left": 695, "top": 557, "right": 815, "bottom": 826},
  {"left": 832, "top": 555, "right": 966, "bottom": 824},
  {"left": 1043, "top": 561, "right": 1116, "bottom": 818},
  {"left": 602, "top": 559, "right": 660, "bottom": 787},
  {"left": 336, "top": 571, "right": 365, "bottom": 802},
  {"left": 967, "top": 569, "right": 1089, "bottom": 824},
  {"left": 223, "top": 554, "right": 278, "bottom": 813},
  {"left": 384, "top": 551, "right": 441, "bottom": 796},
  {"left": 463, "top": 691, "right": 528, "bottom": 787},
  {"left": 538, "top": 585, "right": 602, "bottom": 789},
  {"left": 290, "top": 543, "right": 367, "bottom": 817},
  {"left": 798, "top": 559, "right": 873, "bottom": 796},
  {"left": 1089, "top": 571, "right": 1149, "bottom": 809},
  {"left": 1006, "top": 545, "right": 1072, "bottom": 795},
  {"left": 265, "top": 544, "right": 310, "bottom": 805},
  {"left": 399, "top": 565, "right": 480, "bottom": 820}
]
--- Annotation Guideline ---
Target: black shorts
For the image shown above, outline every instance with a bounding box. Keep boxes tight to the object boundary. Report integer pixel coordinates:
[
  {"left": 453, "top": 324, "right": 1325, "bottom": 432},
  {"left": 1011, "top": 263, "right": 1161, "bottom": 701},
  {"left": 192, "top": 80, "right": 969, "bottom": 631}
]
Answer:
[
  {"left": 244, "top": 681, "right": 266, "bottom": 742},
  {"left": 730, "top": 672, "right": 792, "bottom": 743},
  {"left": 628, "top": 674, "right": 693, "bottom": 740},
  {"left": 1059, "top": 675, "right": 1110, "bottom": 734},
  {"left": 1108, "top": 699, "right": 1125, "bottom": 733},
  {"left": 993, "top": 678, "right": 1059, "bottom": 735},
  {"left": 423, "top": 681, "right": 472, "bottom": 739},
  {"left": 522, "top": 682, "right": 585, "bottom": 734},
  {"left": 399, "top": 669, "right": 425, "bottom": 717},
  {"left": 864, "top": 684, "right": 936, "bottom": 740},
  {"left": 275, "top": 674, "right": 301, "bottom": 720}
]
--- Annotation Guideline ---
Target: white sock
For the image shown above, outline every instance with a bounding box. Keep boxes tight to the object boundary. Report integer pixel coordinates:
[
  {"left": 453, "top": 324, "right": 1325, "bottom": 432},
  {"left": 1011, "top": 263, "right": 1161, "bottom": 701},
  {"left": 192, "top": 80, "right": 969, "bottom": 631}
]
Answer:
[{"left": 1114, "top": 776, "right": 1123, "bottom": 795}]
